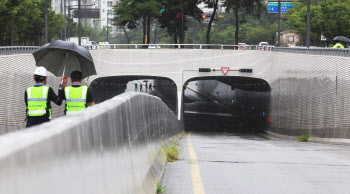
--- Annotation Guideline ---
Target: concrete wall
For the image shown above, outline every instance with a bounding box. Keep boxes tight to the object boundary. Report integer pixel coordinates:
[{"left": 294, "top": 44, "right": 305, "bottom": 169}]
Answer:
[
  {"left": 0, "top": 92, "right": 182, "bottom": 194},
  {"left": 2, "top": 49, "right": 350, "bottom": 139}
]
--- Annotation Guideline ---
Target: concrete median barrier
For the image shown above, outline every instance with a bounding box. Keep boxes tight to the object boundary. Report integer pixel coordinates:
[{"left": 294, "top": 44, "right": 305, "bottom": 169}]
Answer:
[{"left": 0, "top": 92, "right": 182, "bottom": 194}]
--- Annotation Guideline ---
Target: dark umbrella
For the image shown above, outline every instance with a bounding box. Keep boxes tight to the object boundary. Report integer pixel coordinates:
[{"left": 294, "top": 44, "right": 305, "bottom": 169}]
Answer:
[
  {"left": 32, "top": 40, "right": 96, "bottom": 80},
  {"left": 332, "top": 36, "right": 350, "bottom": 43}
]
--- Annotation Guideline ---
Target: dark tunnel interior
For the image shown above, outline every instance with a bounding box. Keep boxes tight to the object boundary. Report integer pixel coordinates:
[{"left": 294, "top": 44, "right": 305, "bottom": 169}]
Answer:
[
  {"left": 183, "top": 76, "right": 271, "bottom": 133},
  {"left": 89, "top": 76, "right": 178, "bottom": 114}
]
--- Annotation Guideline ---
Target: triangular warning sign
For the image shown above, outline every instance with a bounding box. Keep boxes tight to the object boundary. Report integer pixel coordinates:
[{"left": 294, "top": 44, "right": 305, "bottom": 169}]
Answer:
[{"left": 221, "top": 67, "right": 230, "bottom": 75}]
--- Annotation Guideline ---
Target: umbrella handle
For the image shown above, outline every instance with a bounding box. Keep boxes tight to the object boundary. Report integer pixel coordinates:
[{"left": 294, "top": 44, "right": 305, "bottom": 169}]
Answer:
[{"left": 61, "top": 53, "right": 68, "bottom": 84}]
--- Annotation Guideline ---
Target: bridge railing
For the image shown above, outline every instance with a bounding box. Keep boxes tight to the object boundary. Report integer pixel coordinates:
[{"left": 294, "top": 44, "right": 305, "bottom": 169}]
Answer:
[
  {"left": 272, "top": 47, "right": 350, "bottom": 57},
  {"left": 85, "top": 44, "right": 259, "bottom": 50},
  {"left": 0, "top": 46, "right": 40, "bottom": 55}
]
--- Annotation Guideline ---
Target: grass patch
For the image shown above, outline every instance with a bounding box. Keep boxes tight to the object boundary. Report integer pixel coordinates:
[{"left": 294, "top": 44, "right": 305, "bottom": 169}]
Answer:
[
  {"left": 157, "top": 181, "right": 167, "bottom": 194},
  {"left": 178, "top": 131, "right": 185, "bottom": 140},
  {"left": 174, "top": 138, "right": 179, "bottom": 146},
  {"left": 162, "top": 138, "right": 180, "bottom": 162},
  {"left": 297, "top": 134, "right": 310, "bottom": 142}
]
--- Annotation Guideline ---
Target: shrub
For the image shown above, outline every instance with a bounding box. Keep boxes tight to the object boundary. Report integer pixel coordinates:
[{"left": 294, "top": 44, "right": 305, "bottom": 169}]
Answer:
[{"left": 297, "top": 134, "right": 310, "bottom": 142}]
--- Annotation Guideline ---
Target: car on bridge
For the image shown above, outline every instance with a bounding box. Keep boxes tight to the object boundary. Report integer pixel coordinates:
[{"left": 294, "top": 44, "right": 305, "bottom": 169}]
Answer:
[
  {"left": 238, "top": 43, "right": 251, "bottom": 50},
  {"left": 258, "top": 42, "right": 269, "bottom": 50}
]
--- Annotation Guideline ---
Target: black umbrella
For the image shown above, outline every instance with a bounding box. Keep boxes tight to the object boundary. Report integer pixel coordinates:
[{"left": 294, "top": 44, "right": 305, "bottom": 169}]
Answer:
[
  {"left": 332, "top": 36, "right": 350, "bottom": 43},
  {"left": 32, "top": 40, "right": 96, "bottom": 80}
]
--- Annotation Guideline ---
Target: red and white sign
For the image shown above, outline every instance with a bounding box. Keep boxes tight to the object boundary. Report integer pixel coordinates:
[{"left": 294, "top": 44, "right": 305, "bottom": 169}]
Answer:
[{"left": 221, "top": 67, "right": 230, "bottom": 75}]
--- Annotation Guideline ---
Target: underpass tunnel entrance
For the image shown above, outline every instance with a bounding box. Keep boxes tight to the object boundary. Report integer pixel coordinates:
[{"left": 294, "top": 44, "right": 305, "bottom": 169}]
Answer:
[
  {"left": 89, "top": 76, "right": 178, "bottom": 114},
  {"left": 183, "top": 76, "right": 271, "bottom": 133}
]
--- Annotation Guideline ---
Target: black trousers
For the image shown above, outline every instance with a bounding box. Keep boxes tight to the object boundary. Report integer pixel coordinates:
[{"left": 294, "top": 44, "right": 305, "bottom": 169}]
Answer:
[{"left": 26, "top": 116, "right": 50, "bottom": 128}]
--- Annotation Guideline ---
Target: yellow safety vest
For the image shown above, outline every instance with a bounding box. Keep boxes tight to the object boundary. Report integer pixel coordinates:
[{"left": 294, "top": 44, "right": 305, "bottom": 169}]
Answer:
[
  {"left": 65, "top": 86, "right": 88, "bottom": 115},
  {"left": 26, "top": 86, "right": 51, "bottom": 117}
]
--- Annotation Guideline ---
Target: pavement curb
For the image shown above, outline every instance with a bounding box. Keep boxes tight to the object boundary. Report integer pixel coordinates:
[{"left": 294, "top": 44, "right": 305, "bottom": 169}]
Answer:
[
  {"left": 138, "top": 148, "right": 167, "bottom": 194},
  {"left": 265, "top": 130, "right": 350, "bottom": 145}
]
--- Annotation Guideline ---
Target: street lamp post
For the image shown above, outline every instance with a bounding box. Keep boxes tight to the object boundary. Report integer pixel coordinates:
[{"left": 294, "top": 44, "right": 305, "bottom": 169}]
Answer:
[
  {"left": 107, "top": 13, "right": 113, "bottom": 42},
  {"left": 64, "top": 0, "right": 66, "bottom": 41},
  {"left": 278, "top": 0, "right": 281, "bottom": 47},
  {"left": 78, "top": 0, "right": 81, "bottom": 46},
  {"left": 45, "top": 0, "right": 48, "bottom": 44},
  {"left": 306, "top": 0, "right": 311, "bottom": 47}
]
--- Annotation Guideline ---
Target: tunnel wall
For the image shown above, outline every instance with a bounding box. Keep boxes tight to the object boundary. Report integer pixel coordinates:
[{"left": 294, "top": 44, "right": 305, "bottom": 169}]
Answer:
[
  {"left": 0, "top": 92, "right": 182, "bottom": 194},
  {"left": 267, "top": 53, "right": 350, "bottom": 139},
  {"left": 234, "top": 89, "right": 271, "bottom": 131},
  {"left": 2, "top": 50, "right": 350, "bottom": 139}
]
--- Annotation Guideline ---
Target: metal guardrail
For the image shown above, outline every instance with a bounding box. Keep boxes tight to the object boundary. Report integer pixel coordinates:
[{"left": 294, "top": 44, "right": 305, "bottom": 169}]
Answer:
[
  {"left": 272, "top": 47, "right": 350, "bottom": 57},
  {"left": 84, "top": 44, "right": 260, "bottom": 50},
  {"left": 0, "top": 46, "right": 39, "bottom": 55}
]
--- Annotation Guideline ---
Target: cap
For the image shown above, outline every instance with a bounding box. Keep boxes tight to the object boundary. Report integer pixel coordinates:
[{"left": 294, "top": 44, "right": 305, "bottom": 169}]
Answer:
[{"left": 34, "top": 67, "right": 48, "bottom": 77}]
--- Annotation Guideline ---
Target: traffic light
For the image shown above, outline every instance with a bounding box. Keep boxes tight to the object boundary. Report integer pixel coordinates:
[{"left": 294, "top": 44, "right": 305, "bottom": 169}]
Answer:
[
  {"left": 176, "top": 14, "right": 180, "bottom": 18},
  {"left": 202, "top": 14, "right": 206, "bottom": 19}
]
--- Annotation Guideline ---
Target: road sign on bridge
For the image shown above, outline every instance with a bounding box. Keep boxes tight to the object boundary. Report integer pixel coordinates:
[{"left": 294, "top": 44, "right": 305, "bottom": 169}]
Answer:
[
  {"left": 268, "top": 2, "right": 293, "bottom": 13},
  {"left": 221, "top": 67, "right": 230, "bottom": 75}
]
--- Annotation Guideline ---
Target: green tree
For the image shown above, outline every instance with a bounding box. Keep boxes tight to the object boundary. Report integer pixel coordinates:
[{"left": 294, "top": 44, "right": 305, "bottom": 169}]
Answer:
[
  {"left": 285, "top": 0, "right": 321, "bottom": 46},
  {"left": 0, "top": 0, "right": 66, "bottom": 46},
  {"left": 223, "top": 0, "right": 266, "bottom": 44},
  {"left": 158, "top": 0, "right": 202, "bottom": 44},
  {"left": 114, "top": 0, "right": 162, "bottom": 44},
  {"left": 202, "top": 0, "right": 219, "bottom": 44},
  {"left": 313, "top": 0, "right": 350, "bottom": 46}
]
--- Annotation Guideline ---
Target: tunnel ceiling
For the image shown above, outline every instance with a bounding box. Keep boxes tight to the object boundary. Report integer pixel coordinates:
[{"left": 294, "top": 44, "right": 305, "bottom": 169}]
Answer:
[{"left": 184, "top": 76, "right": 271, "bottom": 92}]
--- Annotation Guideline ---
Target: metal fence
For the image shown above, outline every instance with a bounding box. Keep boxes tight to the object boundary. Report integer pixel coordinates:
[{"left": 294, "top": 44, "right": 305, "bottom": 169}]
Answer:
[
  {"left": 85, "top": 44, "right": 259, "bottom": 50},
  {"left": 272, "top": 47, "right": 350, "bottom": 57},
  {"left": 0, "top": 46, "right": 39, "bottom": 55}
]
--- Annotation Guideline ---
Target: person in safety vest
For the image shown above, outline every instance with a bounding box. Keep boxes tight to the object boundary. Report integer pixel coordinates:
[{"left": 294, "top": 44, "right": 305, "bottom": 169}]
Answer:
[
  {"left": 333, "top": 42, "right": 345, "bottom": 48},
  {"left": 62, "top": 71, "right": 95, "bottom": 115},
  {"left": 25, "top": 67, "right": 64, "bottom": 128}
]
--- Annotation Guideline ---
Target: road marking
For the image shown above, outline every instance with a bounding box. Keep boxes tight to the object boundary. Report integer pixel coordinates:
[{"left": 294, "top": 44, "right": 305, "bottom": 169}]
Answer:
[{"left": 187, "top": 132, "right": 205, "bottom": 194}]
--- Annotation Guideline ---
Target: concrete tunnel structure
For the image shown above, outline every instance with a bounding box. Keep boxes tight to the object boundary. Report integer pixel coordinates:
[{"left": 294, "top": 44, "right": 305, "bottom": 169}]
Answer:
[
  {"left": 88, "top": 74, "right": 271, "bottom": 133},
  {"left": 2, "top": 48, "right": 350, "bottom": 138},
  {"left": 2, "top": 48, "right": 350, "bottom": 193}
]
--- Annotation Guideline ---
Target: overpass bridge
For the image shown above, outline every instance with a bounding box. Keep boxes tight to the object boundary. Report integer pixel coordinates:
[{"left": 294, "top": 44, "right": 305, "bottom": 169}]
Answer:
[{"left": 1, "top": 46, "right": 350, "bottom": 193}]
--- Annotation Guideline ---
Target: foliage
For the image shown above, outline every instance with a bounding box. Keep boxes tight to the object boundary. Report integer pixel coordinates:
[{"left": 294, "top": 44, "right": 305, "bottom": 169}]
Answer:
[
  {"left": 69, "top": 20, "right": 111, "bottom": 42},
  {"left": 158, "top": 0, "right": 203, "bottom": 44},
  {"left": 162, "top": 139, "right": 180, "bottom": 162},
  {"left": 178, "top": 131, "right": 185, "bottom": 140},
  {"left": 0, "top": 0, "right": 66, "bottom": 46},
  {"left": 286, "top": 0, "right": 350, "bottom": 46},
  {"left": 223, "top": 0, "right": 266, "bottom": 44},
  {"left": 157, "top": 181, "right": 167, "bottom": 194},
  {"left": 202, "top": 0, "right": 219, "bottom": 44},
  {"left": 114, "top": 0, "right": 163, "bottom": 44},
  {"left": 314, "top": 0, "right": 350, "bottom": 45},
  {"left": 297, "top": 134, "right": 310, "bottom": 142}
]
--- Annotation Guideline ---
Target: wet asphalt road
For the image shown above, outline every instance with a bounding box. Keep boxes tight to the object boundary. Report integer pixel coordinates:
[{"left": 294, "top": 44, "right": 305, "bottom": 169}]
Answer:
[{"left": 161, "top": 133, "right": 350, "bottom": 194}]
